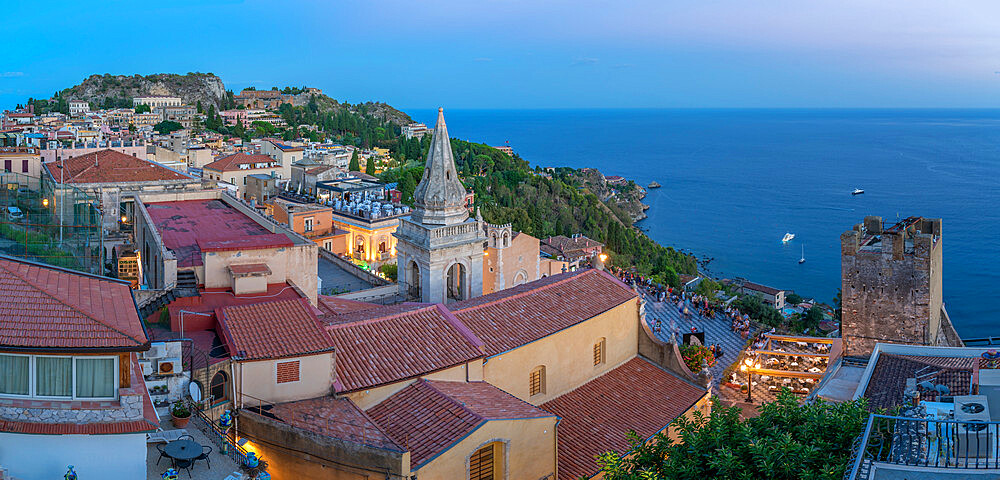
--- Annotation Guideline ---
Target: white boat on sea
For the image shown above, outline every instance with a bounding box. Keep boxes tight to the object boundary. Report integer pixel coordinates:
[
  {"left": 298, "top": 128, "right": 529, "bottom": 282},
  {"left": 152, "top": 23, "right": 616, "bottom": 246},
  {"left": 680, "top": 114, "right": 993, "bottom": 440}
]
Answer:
[
  {"left": 799, "top": 244, "right": 805, "bottom": 264},
  {"left": 852, "top": 188, "right": 864, "bottom": 195},
  {"left": 782, "top": 232, "right": 795, "bottom": 243}
]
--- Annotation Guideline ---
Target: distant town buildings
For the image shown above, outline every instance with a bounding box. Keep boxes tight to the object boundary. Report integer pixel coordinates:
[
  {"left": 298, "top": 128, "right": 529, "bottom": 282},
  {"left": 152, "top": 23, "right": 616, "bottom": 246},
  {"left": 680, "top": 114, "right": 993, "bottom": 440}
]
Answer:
[
  {"left": 401, "top": 122, "right": 429, "bottom": 139},
  {"left": 132, "top": 96, "right": 183, "bottom": 109}
]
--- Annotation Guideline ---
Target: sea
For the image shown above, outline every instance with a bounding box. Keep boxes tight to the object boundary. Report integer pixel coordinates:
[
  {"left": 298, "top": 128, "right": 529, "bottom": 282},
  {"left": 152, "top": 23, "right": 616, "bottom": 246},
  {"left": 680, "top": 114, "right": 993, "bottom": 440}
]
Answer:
[{"left": 409, "top": 108, "right": 1000, "bottom": 338}]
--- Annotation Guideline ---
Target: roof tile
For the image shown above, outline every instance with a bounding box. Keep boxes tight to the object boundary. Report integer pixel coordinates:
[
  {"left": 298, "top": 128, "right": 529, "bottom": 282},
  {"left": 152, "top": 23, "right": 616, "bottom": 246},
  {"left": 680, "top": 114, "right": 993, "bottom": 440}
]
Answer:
[
  {"left": 45, "top": 149, "right": 190, "bottom": 184},
  {"left": 218, "top": 299, "right": 335, "bottom": 361}
]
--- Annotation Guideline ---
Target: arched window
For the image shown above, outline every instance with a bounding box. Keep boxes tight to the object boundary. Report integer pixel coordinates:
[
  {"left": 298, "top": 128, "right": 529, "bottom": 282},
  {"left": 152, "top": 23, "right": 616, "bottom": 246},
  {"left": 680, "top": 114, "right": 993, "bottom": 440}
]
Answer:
[
  {"left": 594, "top": 338, "right": 606, "bottom": 366},
  {"left": 470, "top": 441, "right": 505, "bottom": 480},
  {"left": 529, "top": 365, "right": 545, "bottom": 396},
  {"left": 210, "top": 370, "right": 229, "bottom": 404}
]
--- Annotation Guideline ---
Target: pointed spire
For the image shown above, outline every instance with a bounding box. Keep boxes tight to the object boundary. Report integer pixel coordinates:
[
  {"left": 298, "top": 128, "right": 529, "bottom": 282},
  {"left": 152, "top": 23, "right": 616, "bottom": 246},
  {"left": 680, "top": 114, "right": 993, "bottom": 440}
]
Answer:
[{"left": 410, "top": 108, "right": 470, "bottom": 226}]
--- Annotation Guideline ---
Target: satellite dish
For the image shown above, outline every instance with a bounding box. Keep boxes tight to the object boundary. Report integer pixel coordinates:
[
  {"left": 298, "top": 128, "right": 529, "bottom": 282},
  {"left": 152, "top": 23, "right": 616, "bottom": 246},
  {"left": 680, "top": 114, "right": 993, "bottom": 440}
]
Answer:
[
  {"left": 918, "top": 381, "right": 935, "bottom": 390},
  {"left": 936, "top": 384, "right": 950, "bottom": 395},
  {"left": 189, "top": 380, "right": 203, "bottom": 402}
]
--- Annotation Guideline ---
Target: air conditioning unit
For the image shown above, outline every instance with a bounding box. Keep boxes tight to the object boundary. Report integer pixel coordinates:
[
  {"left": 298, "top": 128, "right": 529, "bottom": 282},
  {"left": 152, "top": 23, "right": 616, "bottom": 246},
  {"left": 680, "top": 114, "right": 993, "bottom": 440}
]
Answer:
[
  {"left": 143, "top": 343, "right": 166, "bottom": 360},
  {"left": 139, "top": 359, "right": 154, "bottom": 376},
  {"left": 157, "top": 358, "right": 181, "bottom": 375},
  {"left": 954, "top": 395, "right": 994, "bottom": 459}
]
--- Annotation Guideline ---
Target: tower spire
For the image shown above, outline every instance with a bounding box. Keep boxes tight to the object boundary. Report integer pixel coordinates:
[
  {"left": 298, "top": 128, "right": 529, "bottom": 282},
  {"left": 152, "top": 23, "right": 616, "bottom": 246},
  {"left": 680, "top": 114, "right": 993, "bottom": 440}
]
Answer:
[{"left": 410, "top": 108, "right": 469, "bottom": 225}]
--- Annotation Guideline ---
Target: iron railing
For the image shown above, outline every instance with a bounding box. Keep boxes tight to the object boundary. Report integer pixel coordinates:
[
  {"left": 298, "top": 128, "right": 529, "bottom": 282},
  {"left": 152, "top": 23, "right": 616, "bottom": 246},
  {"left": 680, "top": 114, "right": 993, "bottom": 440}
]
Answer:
[
  {"left": 194, "top": 411, "right": 250, "bottom": 468},
  {"left": 847, "top": 413, "right": 1000, "bottom": 479}
]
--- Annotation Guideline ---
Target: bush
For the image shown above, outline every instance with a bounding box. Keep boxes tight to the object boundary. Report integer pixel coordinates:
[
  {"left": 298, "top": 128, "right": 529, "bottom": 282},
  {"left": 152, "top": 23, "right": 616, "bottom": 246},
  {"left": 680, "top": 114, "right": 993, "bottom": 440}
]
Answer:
[
  {"left": 379, "top": 263, "right": 398, "bottom": 281},
  {"left": 154, "top": 120, "right": 183, "bottom": 135},
  {"left": 786, "top": 293, "right": 803, "bottom": 305},
  {"left": 678, "top": 343, "right": 715, "bottom": 372},
  {"left": 734, "top": 295, "right": 783, "bottom": 327}
]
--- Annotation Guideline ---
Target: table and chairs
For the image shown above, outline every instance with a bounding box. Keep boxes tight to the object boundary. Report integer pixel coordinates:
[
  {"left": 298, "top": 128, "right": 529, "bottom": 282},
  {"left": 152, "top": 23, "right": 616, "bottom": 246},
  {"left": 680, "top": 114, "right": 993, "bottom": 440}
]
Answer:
[{"left": 156, "top": 435, "right": 212, "bottom": 477}]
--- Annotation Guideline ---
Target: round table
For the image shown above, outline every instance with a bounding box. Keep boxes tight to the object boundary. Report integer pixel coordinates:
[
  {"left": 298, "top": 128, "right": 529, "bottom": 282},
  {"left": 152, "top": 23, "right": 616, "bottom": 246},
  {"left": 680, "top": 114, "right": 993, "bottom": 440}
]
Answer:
[{"left": 164, "top": 439, "right": 202, "bottom": 461}]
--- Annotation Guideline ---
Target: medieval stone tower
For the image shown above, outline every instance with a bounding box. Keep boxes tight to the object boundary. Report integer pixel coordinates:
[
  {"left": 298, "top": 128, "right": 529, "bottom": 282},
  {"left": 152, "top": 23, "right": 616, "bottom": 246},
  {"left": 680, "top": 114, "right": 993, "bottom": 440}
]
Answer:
[
  {"left": 394, "top": 108, "right": 487, "bottom": 304},
  {"left": 840, "top": 215, "right": 956, "bottom": 357}
]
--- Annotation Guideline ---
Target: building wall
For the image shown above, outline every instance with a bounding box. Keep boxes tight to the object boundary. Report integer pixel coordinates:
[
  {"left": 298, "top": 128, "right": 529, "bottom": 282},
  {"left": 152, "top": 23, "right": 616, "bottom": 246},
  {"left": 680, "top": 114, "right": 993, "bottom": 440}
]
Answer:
[
  {"left": 483, "top": 230, "right": 540, "bottom": 295},
  {"left": 840, "top": 216, "right": 943, "bottom": 357},
  {"left": 40, "top": 144, "right": 147, "bottom": 163},
  {"left": 202, "top": 241, "right": 318, "bottom": 304},
  {"left": 235, "top": 353, "right": 334, "bottom": 405},
  {"left": 482, "top": 299, "right": 640, "bottom": 405},
  {"left": 0, "top": 432, "right": 146, "bottom": 480},
  {"left": 416, "top": 417, "right": 557, "bottom": 480},
  {"left": 332, "top": 215, "right": 400, "bottom": 265},
  {"left": 0, "top": 149, "right": 42, "bottom": 178},
  {"left": 346, "top": 360, "right": 485, "bottom": 411},
  {"left": 203, "top": 166, "right": 277, "bottom": 199}
]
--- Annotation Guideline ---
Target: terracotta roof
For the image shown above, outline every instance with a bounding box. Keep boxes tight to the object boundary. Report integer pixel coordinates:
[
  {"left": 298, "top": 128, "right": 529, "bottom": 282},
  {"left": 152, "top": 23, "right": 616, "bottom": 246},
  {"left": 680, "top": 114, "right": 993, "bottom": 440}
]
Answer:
[
  {"left": 366, "top": 380, "right": 553, "bottom": 468},
  {"left": 541, "top": 357, "right": 706, "bottom": 480},
  {"left": 203, "top": 152, "right": 278, "bottom": 172},
  {"left": 0, "top": 256, "right": 148, "bottom": 350},
  {"left": 741, "top": 280, "right": 783, "bottom": 296},
  {"left": 315, "top": 296, "right": 379, "bottom": 317},
  {"left": 541, "top": 235, "right": 604, "bottom": 258},
  {"left": 451, "top": 269, "right": 637, "bottom": 357},
  {"left": 863, "top": 353, "right": 974, "bottom": 411},
  {"left": 325, "top": 304, "right": 484, "bottom": 393},
  {"left": 228, "top": 263, "right": 271, "bottom": 277},
  {"left": 266, "top": 396, "right": 401, "bottom": 452},
  {"left": 145, "top": 199, "right": 293, "bottom": 267},
  {"left": 44, "top": 149, "right": 190, "bottom": 184},
  {"left": 218, "top": 299, "right": 335, "bottom": 361}
]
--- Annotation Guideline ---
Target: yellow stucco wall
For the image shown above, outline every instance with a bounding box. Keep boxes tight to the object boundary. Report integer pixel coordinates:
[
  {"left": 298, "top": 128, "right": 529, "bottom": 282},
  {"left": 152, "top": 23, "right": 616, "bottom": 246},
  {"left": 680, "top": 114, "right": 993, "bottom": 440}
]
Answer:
[
  {"left": 235, "top": 352, "right": 334, "bottom": 405},
  {"left": 482, "top": 299, "right": 639, "bottom": 405},
  {"left": 415, "top": 417, "right": 558, "bottom": 480},
  {"left": 483, "top": 233, "right": 540, "bottom": 295},
  {"left": 346, "top": 360, "right": 485, "bottom": 411}
]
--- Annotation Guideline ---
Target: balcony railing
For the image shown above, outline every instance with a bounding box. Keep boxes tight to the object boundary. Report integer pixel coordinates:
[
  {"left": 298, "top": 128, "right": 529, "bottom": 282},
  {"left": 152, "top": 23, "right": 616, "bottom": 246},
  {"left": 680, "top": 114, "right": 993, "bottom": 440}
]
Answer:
[{"left": 846, "top": 413, "right": 1000, "bottom": 480}]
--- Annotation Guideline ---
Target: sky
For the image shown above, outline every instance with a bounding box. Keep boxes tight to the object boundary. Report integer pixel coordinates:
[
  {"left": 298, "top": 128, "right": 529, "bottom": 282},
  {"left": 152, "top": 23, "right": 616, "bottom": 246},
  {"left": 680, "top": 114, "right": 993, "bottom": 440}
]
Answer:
[{"left": 1, "top": 0, "right": 998, "bottom": 110}]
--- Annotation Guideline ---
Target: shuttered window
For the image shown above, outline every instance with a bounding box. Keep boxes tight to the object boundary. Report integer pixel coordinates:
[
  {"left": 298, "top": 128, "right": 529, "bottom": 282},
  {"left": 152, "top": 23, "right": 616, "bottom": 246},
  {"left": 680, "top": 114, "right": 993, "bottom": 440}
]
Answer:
[
  {"left": 594, "top": 338, "right": 606, "bottom": 366},
  {"left": 469, "top": 443, "right": 496, "bottom": 480},
  {"left": 529, "top": 366, "right": 545, "bottom": 396}
]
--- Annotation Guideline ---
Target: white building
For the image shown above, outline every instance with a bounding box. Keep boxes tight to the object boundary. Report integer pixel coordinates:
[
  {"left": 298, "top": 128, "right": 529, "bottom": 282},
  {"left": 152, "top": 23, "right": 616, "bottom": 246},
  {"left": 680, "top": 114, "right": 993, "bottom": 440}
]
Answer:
[
  {"left": 0, "top": 255, "right": 156, "bottom": 480},
  {"left": 133, "top": 96, "right": 183, "bottom": 109},
  {"left": 68, "top": 100, "right": 90, "bottom": 116},
  {"left": 401, "top": 122, "right": 429, "bottom": 139}
]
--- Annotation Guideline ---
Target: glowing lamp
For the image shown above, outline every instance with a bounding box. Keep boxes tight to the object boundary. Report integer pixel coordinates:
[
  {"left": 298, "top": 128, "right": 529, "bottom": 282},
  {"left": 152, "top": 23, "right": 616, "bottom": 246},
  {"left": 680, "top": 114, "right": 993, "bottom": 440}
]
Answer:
[
  {"left": 42, "top": 198, "right": 49, "bottom": 207},
  {"left": 599, "top": 253, "right": 608, "bottom": 262},
  {"left": 121, "top": 215, "right": 128, "bottom": 223}
]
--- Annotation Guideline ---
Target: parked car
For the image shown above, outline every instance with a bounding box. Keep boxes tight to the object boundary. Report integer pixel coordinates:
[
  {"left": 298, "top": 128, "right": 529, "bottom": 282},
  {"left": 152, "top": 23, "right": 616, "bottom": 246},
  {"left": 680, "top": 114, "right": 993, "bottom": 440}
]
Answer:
[{"left": 5, "top": 206, "right": 24, "bottom": 221}]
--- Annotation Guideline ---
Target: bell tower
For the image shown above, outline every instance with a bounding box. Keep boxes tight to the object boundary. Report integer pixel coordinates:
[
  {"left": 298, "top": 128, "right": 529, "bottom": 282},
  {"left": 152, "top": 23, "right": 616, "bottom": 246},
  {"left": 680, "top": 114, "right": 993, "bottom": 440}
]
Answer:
[{"left": 394, "top": 108, "right": 487, "bottom": 304}]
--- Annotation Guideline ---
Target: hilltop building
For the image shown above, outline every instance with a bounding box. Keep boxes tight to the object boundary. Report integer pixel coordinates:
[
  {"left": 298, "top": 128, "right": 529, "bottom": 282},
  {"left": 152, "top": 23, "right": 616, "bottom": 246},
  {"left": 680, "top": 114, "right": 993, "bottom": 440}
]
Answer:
[
  {"left": 394, "top": 108, "right": 488, "bottom": 303},
  {"left": 840, "top": 215, "right": 962, "bottom": 357},
  {"left": 202, "top": 152, "right": 282, "bottom": 199},
  {"left": 132, "top": 96, "right": 182, "bottom": 109}
]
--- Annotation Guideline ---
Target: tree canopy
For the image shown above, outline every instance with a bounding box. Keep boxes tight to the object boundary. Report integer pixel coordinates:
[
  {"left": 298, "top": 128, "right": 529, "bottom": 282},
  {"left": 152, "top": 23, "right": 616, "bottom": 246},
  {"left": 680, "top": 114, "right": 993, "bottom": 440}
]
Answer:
[
  {"left": 348, "top": 149, "right": 361, "bottom": 171},
  {"left": 153, "top": 120, "right": 184, "bottom": 135},
  {"left": 597, "top": 391, "right": 870, "bottom": 480}
]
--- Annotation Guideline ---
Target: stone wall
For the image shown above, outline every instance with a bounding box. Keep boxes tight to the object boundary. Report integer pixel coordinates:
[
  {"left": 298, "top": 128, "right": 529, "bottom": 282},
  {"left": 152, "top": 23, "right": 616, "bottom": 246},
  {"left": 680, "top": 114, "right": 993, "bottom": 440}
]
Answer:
[
  {"left": 840, "top": 216, "right": 943, "bottom": 357},
  {"left": 0, "top": 393, "right": 143, "bottom": 424}
]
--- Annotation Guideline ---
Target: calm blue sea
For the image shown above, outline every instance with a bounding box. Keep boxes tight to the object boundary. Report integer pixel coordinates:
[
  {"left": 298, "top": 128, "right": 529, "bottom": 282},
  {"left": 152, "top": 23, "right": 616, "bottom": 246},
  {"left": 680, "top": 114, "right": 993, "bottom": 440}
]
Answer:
[{"left": 409, "top": 108, "right": 1000, "bottom": 337}]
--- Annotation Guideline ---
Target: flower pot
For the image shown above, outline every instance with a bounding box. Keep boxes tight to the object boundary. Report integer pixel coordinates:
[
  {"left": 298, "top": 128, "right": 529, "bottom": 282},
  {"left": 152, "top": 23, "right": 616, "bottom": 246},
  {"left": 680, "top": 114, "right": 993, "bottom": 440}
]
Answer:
[{"left": 171, "top": 413, "right": 191, "bottom": 428}]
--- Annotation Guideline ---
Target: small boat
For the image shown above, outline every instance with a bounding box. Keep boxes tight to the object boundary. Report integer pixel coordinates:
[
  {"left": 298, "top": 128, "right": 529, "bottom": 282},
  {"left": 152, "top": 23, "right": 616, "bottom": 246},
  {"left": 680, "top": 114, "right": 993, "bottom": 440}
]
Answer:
[
  {"left": 782, "top": 232, "right": 795, "bottom": 243},
  {"left": 799, "top": 245, "right": 805, "bottom": 264},
  {"left": 648, "top": 181, "right": 661, "bottom": 189},
  {"left": 852, "top": 188, "right": 864, "bottom": 195}
]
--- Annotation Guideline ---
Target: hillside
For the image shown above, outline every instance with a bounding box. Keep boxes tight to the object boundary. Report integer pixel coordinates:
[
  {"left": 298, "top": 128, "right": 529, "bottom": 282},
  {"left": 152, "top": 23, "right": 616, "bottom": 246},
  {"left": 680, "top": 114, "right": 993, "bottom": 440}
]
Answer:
[{"left": 60, "top": 72, "right": 227, "bottom": 108}]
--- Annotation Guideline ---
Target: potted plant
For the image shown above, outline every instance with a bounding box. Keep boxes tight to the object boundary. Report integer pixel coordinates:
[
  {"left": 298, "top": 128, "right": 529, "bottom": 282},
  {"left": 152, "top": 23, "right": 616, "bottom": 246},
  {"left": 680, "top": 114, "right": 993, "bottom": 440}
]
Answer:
[
  {"left": 240, "top": 453, "right": 269, "bottom": 480},
  {"left": 171, "top": 401, "right": 191, "bottom": 428}
]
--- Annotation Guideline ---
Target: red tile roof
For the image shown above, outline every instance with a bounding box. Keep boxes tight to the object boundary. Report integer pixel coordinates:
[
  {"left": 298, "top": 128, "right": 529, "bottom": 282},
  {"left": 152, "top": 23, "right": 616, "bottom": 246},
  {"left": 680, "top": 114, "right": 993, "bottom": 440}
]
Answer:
[
  {"left": 315, "top": 295, "right": 379, "bottom": 317},
  {"left": 45, "top": 149, "right": 191, "bottom": 184},
  {"left": 266, "top": 396, "right": 401, "bottom": 452},
  {"left": 203, "top": 152, "right": 278, "bottom": 172},
  {"left": 325, "top": 304, "right": 485, "bottom": 393},
  {"left": 452, "top": 269, "right": 637, "bottom": 357},
  {"left": 0, "top": 256, "right": 148, "bottom": 350},
  {"left": 863, "top": 353, "right": 975, "bottom": 410},
  {"left": 218, "top": 299, "right": 335, "bottom": 361},
  {"left": 366, "top": 380, "right": 553, "bottom": 468},
  {"left": 541, "top": 357, "right": 706, "bottom": 480},
  {"left": 144, "top": 199, "right": 293, "bottom": 267}
]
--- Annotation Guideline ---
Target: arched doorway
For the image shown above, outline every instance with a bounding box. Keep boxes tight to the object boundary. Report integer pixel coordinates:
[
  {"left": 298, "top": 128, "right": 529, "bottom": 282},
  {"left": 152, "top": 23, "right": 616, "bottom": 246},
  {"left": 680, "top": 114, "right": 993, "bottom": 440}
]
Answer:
[
  {"left": 446, "top": 262, "right": 468, "bottom": 303},
  {"left": 407, "top": 261, "right": 421, "bottom": 299},
  {"left": 354, "top": 235, "right": 366, "bottom": 258}
]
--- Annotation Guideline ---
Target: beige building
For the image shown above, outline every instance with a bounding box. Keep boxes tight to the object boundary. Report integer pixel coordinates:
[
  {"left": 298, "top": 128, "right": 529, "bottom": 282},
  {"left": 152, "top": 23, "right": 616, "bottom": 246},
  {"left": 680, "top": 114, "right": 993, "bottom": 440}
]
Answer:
[
  {"left": 260, "top": 138, "right": 303, "bottom": 179},
  {"left": 0, "top": 146, "right": 43, "bottom": 178},
  {"left": 202, "top": 152, "right": 282, "bottom": 199},
  {"left": 133, "top": 96, "right": 182, "bottom": 108},
  {"left": 483, "top": 222, "right": 541, "bottom": 294}
]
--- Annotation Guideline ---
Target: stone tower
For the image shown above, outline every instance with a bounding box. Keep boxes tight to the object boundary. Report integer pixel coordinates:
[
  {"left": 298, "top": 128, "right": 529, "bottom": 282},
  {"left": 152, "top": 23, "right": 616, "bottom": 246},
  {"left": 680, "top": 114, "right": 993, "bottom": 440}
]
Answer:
[
  {"left": 840, "top": 215, "right": 956, "bottom": 357},
  {"left": 394, "top": 108, "right": 487, "bottom": 304}
]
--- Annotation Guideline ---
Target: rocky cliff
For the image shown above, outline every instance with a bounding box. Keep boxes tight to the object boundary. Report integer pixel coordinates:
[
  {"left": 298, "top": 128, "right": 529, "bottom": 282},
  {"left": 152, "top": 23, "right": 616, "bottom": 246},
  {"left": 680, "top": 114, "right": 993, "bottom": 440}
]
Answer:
[{"left": 61, "top": 72, "right": 227, "bottom": 108}]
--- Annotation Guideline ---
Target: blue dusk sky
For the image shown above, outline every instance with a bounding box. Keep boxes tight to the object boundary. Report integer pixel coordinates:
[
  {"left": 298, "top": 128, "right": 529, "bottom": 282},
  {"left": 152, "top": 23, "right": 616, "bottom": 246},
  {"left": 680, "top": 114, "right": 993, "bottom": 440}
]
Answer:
[{"left": 1, "top": 0, "right": 998, "bottom": 109}]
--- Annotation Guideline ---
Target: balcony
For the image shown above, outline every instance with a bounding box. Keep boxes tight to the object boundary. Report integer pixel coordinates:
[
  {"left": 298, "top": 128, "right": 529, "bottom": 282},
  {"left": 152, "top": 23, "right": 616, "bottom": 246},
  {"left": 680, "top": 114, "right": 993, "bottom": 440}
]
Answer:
[{"left": 847, "top": 413, "right": 1000, "bottom": 480}]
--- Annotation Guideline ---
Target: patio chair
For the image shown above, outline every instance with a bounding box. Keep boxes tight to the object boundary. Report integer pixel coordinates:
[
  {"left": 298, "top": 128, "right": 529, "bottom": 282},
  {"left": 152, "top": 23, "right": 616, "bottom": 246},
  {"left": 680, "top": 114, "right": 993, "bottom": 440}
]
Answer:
[
  {"left": 174, "top": 458, "right": 194, "bottom": 478},
  {"left": 155, "top": 443, "right": 170, "bottom": 466},
  {"left": 195, "top": 444, "right": 213, "bottom": 470},
  {"left": 177, "top": 434, "right": 194, "bottom": 442}
]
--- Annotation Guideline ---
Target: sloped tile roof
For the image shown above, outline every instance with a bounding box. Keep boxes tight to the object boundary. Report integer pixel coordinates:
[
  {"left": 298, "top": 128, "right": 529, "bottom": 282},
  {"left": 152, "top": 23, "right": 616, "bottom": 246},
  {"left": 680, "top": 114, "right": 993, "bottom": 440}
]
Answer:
[
  {"left": 451, "top": 269, "right": 637, "bottom": 357},
  {"left": 366, "top": 380, "right": 553, "bottom": 468},
  {"left": 315, "top": 296, "right": 380, "bottom": 317},
  {"left": 863, "top": 353, "right": 975, "bottom": 411},
  {"left": 203, "top": 152, "right": 277, "bottom": 172},
  {"left": 267, "top": 396, "right": 401, "bottom": 452},
  {"left": 541, "top": 357, "right": 706, "bottom": 480},
  {"left": 0, "top": 255, "right": 148, "bottom": 350},
  {"left": 218, "top": 299, "right": 335, "bottom": 361},
  {"left": 325, "top": 304, "right": 484, "bottom": 393},
  {"left": 45, "top": 149, "right": 190, "bottom": 184}
]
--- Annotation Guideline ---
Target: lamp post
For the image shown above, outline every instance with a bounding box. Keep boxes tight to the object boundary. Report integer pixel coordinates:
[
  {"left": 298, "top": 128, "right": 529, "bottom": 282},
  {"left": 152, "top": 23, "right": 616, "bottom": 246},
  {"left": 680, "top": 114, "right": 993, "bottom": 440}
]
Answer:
[{"left": 740, "top": 356, "right": 761, "bottom": 403}]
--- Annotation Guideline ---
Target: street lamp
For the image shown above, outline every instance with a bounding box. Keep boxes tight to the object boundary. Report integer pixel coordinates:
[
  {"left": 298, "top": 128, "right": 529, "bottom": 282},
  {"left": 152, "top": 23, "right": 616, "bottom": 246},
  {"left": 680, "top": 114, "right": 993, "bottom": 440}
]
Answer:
[{"left": 740, "top": 357, "right": 761, "bottom": 403}]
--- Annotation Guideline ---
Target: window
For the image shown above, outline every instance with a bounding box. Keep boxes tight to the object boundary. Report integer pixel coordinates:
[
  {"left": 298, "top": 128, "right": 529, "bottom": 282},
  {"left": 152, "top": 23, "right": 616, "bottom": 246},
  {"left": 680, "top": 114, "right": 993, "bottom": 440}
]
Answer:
[
  {"left": 323, "top": 241, "right": 332, "bottom": 250},
  {"left": 276, "top": 360, "right": 300, "bottom": 384},
  {"left": 210, "top": 371, "right": 229, "bottom": 404},
  {"left": 0, "top": 354, "right": 117, "bottom": 399},
  {"left": 594, "top": 338, "right": 606, "bottom": 366},
  {"left": 529, "top": 365, "right": 545, "bottom": 396},
  {"left": 304, "top": 217, "right": 314, "bottom": 233},
  {"left": 21, "top": 159, "right": 28, "bottom": 173},
  {"left": 470, "top": 442, "right": 503, "bottom": 480}
]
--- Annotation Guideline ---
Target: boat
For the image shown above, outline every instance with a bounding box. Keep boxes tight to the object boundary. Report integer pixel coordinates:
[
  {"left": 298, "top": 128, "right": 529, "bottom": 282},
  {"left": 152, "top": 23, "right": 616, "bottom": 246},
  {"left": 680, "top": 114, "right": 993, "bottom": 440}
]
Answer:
[
  {"left": 799, "top": 245, "right": 805, "bottom": 264},
  {"left": 852, "top": 188, "right": 864, "bottom": 195},
  {"left": 648, "top": 181, "right": 661, "bottom": 189},
  {"left": 782, "top": 232, "right": 795, "bottom": 243}
]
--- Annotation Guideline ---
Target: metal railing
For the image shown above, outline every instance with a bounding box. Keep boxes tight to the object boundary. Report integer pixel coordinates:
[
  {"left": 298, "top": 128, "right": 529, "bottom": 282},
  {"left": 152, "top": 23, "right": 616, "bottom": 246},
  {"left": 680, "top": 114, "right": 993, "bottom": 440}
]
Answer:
[
  {"left": 847, "top": 413, "right": 1000, "bottom": 479},
  {"left": 194, "top": 410, "right": 250, "bottom": 467}
]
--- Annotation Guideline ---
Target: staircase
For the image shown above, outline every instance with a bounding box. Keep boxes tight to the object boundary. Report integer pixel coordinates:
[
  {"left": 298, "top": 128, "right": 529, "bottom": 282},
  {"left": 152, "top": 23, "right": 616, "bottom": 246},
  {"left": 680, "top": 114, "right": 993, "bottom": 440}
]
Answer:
[
  {"left": 135, "top": 271, "right": 201, "bottom": 319},
  {"left": 177, "top": 270, "right": 199, "bottom": 291}
]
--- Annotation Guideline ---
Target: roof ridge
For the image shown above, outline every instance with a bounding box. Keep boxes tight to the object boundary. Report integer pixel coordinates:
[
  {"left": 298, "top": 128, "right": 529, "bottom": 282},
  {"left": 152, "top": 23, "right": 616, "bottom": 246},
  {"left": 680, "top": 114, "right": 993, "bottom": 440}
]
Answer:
[
  {"left": 434, "top": 303, "right": 485, "bottom": 352},
  {"left": 0, "top": 259, "right": 144, "bottom": 346},
  {"left": 326, "top": 304, "right": 437, "bottom": 330},
  {"left": 418, "top": 379, "right": 487, "bottom": 423},
  {"left": 452, "top": 269, "right": 593, "bottom": 313}
]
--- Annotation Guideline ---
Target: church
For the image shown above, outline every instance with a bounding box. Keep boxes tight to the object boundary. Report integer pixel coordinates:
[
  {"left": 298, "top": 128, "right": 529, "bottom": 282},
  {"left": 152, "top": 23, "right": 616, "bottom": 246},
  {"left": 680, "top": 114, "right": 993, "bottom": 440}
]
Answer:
[{"left": 218, "top": 109, "right": 710, "bottom": 480}]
